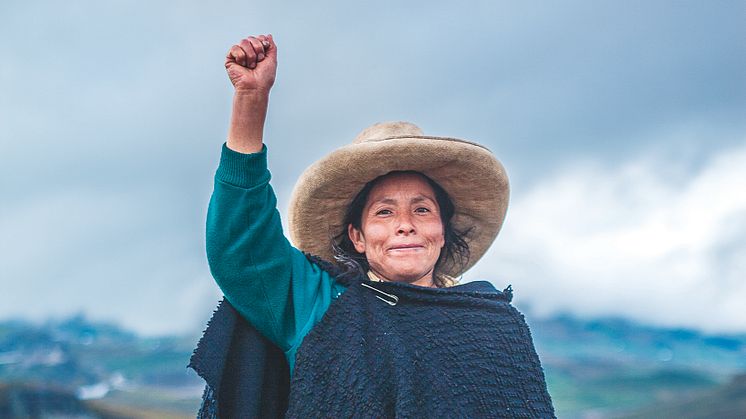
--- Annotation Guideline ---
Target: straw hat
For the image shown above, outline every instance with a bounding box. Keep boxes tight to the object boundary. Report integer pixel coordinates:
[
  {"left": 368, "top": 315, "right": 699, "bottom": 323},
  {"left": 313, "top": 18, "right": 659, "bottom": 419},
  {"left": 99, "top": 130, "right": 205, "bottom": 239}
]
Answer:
[{"left": 288, "top": 121, "right": 509, "bottom": 278}]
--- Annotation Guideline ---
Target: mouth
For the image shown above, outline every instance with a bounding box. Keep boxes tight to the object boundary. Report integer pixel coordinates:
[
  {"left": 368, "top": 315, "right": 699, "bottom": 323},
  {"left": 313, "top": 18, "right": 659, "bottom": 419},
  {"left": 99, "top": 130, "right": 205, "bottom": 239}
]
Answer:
[{"left": 387, "top": 244, "right": 425, "bottom": 252}]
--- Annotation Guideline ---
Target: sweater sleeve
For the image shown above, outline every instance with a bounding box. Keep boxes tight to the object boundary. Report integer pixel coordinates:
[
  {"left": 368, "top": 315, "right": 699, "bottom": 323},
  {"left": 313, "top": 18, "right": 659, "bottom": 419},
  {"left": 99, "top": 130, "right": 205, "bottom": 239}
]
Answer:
[{"left": 206, "top": 143, "right": 344, "bottom": 354}]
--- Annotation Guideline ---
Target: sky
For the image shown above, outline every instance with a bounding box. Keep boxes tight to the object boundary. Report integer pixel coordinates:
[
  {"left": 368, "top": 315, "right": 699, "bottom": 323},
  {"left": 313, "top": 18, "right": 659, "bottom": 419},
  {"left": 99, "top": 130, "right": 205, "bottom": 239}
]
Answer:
[{"left": 1, "top": 0, "right": 744, "bottom": 336}]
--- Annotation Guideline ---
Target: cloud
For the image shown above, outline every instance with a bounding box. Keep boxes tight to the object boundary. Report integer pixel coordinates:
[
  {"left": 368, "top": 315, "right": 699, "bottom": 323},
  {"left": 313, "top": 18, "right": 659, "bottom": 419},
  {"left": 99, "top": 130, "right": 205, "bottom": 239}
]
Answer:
[
  {"left": 467, "top": 140, "right": 746, "bottom": 333},
  {"left": 1, "top": 0, "right": 744, "bottom": 335},
  {"left": 0, "top": 185, "right": 221, "bottom": 336}
]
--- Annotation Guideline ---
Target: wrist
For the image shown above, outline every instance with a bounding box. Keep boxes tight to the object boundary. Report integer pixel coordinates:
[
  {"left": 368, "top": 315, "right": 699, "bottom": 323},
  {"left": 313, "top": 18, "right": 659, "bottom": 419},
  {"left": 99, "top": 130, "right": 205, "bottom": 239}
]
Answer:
[{"left": 233, "top": 88, "right": 271, "bottom": 101}]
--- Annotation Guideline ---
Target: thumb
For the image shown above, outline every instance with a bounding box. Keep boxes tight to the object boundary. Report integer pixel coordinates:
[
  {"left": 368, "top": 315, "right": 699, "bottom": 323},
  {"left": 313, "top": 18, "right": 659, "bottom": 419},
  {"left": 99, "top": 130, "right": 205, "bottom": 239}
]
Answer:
[{"left": 225, "top": 60, "right": 251, "bottom": 86}]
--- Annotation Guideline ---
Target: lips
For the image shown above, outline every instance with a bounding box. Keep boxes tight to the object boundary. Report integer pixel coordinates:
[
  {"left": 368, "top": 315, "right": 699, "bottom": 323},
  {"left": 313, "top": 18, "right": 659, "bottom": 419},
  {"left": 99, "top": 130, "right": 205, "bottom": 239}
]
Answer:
[{"left": 387, "top": 243, "right": 425, "bottom": 251}]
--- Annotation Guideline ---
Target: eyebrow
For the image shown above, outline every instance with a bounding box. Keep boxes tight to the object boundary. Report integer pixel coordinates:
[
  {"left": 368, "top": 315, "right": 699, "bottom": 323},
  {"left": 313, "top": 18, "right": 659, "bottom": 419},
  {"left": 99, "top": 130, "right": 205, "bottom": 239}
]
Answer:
[{"left": 373, "top": 196, "right": 435, "bottom": 205}]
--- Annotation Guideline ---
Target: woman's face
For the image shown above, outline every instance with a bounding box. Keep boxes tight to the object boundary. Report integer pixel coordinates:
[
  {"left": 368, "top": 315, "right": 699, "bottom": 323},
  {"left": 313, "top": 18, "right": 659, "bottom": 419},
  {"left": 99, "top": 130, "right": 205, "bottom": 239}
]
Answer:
[{"left": 348, "top": 172, "right": 445, "bottom": 287}]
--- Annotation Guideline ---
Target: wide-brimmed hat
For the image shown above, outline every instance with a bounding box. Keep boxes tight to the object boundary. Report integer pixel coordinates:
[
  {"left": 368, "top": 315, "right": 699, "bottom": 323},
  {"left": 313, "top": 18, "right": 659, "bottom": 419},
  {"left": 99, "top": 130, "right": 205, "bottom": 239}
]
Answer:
[{"left": 288, "top": 121, "right": 509, "bottom": 278}]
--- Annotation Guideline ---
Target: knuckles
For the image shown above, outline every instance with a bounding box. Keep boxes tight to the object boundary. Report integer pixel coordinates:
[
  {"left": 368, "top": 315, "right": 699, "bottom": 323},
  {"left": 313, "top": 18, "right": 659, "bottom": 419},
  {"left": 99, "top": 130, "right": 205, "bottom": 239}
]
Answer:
[{"left": 224, "top": 35, "right": 276, "bottom": 88}]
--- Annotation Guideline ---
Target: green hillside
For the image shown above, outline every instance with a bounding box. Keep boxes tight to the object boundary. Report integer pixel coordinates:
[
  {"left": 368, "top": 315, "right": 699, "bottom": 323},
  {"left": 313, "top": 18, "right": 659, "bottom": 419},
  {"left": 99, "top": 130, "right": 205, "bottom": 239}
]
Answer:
[
  {"left": 618, "top": 373, "right": 746, "bottom": 419},
  {"left": 526, "top": 313, "right": 746, "bottom": 417},
  {"left": 0, "top": 382, "right": 192, "bottom": 418}
]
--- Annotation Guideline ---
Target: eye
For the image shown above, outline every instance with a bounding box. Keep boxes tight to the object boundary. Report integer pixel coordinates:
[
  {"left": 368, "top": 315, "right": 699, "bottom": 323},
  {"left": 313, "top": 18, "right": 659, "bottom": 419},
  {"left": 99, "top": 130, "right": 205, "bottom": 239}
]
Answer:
[
  {"left": 375, "top": 209, "right": 392, "bottom": 216},
  {"left": 414, "top": 207, "right": 431, "bottom": 213}
]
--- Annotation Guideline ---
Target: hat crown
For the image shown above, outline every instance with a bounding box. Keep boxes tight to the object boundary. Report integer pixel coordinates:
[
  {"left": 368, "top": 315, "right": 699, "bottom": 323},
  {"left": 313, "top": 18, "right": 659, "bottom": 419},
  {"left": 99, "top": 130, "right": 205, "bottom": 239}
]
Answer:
[{"left": 352, "top": 121, "right": 424, "bottom": 144}]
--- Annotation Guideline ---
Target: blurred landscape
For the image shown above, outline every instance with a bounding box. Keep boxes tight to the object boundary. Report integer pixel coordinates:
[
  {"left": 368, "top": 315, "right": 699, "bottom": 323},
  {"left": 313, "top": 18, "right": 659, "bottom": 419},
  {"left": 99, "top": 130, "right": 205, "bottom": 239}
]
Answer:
[
  {"left": 0, "top": 315, "right": 203, "bottom": 418},
  {"left": 1, "top": 310, "right": 744, "bottom": 418},
  {"left": 2, "top": 1, "right": 744, "bottom": 418},
  {"left": 530, "top": 314, "right": 746, "bottom": 418}
]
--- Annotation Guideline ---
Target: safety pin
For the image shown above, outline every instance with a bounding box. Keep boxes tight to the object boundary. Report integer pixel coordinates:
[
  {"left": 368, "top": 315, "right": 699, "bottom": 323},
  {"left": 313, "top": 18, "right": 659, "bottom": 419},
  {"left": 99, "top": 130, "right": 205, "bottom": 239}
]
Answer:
[{"left": 361, "top": 283, "right": 399, "bottom": 306}]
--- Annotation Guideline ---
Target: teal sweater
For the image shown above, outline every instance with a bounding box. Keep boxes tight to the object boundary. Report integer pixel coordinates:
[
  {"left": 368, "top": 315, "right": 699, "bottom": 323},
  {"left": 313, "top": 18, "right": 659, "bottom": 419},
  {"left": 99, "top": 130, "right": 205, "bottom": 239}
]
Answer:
[{"left": 206, "top": 143, "right": 347, "bottom": 374}]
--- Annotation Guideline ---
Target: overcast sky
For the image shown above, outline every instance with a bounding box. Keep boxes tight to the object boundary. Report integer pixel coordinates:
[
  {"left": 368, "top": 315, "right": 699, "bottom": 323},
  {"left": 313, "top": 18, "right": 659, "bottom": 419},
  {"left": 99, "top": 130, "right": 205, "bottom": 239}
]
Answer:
[{"left": 1, "top": 0, "right": 744, "bottom": 336}]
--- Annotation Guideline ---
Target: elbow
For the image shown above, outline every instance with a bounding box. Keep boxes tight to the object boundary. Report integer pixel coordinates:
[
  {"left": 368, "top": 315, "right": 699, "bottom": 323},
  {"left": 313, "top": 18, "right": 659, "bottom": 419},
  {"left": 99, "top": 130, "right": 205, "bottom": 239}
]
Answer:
[
  {"left": 205, "top": 242, "right": 240, "bottom": 288},
  {"left": 207, "top": 256, "right": 248, "bottom": 291}
]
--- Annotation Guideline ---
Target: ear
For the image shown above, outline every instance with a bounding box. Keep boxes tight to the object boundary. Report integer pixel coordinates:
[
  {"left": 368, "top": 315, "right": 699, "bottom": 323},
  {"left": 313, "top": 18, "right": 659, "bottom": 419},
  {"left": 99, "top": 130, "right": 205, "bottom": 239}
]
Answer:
[{"left": 348, "top": 224, "right": 366, "bottom": 254}]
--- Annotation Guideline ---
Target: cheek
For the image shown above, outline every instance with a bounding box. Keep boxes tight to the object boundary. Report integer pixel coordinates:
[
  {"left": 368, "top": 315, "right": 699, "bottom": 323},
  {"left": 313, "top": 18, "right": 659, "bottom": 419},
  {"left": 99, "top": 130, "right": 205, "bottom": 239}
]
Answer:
[
  {"left": 365, "top": 224, "right": 389, "bottom": 249},
  {"left": 425, "top": 223, "right": 445, "bottom": 249},
  {"left": 358, "top": 221, "right": 389, "bottom": 252}
]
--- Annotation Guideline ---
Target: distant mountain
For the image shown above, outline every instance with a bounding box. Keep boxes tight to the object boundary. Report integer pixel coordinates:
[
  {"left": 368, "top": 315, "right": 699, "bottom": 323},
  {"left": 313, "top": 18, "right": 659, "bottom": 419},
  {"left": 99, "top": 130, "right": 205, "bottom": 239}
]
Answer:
[
  {"left": 618, "top": 373, "right": 746, "bottom": 419},
  {"left": 0, "top": 315, "right": 202, "bottom": 417},
  {"left": 0, "top": 382, "right": 192, "bottom": 419},
  {"left": 0, "top": 382, "right": 102, "bottom": 418},
  {"left": 529, "top": 314, "right": 746, "bottom": 373},
  {"left": 1, "top": 312, "right": 744, "bottom": 418},
  {"left": 525, "top": 313, "right": 746, "bottom": 418}
]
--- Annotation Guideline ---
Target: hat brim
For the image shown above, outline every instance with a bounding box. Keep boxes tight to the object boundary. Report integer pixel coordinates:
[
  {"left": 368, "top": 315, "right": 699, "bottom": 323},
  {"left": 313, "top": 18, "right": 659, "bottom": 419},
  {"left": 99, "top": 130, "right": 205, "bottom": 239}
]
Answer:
[{"left": 288, "top": 135, "right": 509, "bottom": 278}]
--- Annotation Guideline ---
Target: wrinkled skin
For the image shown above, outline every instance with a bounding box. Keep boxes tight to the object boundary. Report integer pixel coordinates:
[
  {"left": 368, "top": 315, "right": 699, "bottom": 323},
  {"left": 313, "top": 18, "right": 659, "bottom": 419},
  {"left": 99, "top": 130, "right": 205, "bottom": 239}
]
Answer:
[
  {"left": 225, "top": 34, "right": 277, "bottom": 93},
  {"left": 348, "top": 173, "right": 445, "bottom": 287}
]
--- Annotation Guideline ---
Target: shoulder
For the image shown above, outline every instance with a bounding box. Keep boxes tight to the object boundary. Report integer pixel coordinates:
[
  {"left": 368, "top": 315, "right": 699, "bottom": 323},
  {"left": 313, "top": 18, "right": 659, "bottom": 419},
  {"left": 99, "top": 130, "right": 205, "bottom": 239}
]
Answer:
[
  {"left": 302, "top": 253, "right": 363, "bottom": 287},
  {"left": 449, "top": 281, "right": 514, "bottom": 302}
]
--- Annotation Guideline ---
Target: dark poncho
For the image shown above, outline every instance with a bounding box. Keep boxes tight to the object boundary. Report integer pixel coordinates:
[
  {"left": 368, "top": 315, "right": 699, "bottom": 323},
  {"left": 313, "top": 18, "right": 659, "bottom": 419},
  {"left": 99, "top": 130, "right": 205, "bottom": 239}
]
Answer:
[{"left": 190, "top": 259, "right": 555, "bottom": 418}]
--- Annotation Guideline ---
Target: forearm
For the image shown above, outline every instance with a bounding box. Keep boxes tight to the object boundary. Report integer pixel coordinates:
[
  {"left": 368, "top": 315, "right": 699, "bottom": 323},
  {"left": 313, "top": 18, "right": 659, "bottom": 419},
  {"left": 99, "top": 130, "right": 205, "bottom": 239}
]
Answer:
[{"left": 226, "top": 91, "right": 269, "bottom": 154}]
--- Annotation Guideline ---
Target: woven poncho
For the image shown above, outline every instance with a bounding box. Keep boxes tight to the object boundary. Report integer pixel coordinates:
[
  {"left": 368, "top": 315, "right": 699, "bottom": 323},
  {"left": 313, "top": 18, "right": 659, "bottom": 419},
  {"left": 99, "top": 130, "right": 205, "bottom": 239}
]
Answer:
[
  {"left": 190, "top": 257, "right": 555, "bottom": 418},
  {"left": 286, "top": 265, "right": 555, "bottom": 418}
]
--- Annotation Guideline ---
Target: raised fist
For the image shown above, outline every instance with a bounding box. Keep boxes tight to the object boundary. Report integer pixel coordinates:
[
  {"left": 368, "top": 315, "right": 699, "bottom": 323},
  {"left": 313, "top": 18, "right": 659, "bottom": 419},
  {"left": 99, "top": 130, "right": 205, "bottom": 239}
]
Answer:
[{"left": 225, "top": 34, "right": 277, "bottom": 93}]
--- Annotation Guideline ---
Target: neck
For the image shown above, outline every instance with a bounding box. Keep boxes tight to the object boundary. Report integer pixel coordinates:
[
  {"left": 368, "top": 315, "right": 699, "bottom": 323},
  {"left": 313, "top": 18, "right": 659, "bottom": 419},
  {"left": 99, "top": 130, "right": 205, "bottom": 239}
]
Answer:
[{"left": 367, "top": 269, "right": 436, "bottom": 288}]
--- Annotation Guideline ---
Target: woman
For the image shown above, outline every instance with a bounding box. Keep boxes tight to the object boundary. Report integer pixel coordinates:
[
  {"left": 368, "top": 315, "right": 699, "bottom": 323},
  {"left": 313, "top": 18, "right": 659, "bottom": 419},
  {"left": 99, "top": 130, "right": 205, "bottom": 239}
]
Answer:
[{"left": 189, "top": 34, "right": 555, "bottom": 418}]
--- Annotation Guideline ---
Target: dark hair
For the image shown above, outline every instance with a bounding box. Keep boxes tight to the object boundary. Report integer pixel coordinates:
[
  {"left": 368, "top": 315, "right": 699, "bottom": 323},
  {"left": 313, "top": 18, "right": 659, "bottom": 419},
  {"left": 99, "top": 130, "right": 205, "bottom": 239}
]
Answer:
[{"left": 332, "top": 171, "right": 470, "bottom": 287}]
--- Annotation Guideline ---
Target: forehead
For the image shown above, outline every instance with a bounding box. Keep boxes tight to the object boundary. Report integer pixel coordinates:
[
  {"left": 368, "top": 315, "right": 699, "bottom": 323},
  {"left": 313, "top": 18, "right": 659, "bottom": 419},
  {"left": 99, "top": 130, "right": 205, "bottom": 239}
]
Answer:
[{"left": 365, "top": 172, "right": 437, "bottom": 204}]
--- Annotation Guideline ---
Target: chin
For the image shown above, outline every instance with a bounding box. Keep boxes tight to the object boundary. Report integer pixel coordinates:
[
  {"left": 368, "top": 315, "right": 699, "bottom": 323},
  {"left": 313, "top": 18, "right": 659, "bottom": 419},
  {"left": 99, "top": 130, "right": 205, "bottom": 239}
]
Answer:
[
  {"left": 386, "top": 266, "right": 432, "bottom": 283},
  {"left": 371, "top": 256, "right": 436, "bottom": 283}
]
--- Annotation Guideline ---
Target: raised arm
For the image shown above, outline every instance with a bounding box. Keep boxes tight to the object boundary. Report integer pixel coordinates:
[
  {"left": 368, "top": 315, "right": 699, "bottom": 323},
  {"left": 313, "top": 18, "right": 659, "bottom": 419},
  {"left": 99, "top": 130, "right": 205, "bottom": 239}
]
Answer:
[
  {"left": 224, "top": 34, "right": 276, "bottom": 153},
  {"left": 207, "top": 35, "right": 344, "bottom": 361}
]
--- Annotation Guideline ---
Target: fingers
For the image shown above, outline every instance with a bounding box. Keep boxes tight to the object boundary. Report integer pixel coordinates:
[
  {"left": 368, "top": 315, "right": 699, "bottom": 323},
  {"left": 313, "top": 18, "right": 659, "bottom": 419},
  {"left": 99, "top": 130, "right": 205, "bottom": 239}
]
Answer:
[
  {"left": 238, "top": 35, "right": 271, "bottom": 69},
  {"left": 247, "top": 37, "right": 267, "bottom": 62},
  {"left": 261, "top": 34, "right": 277, "bottom": 60},
  {"left": 238, "top": 38, "right": 257, "bottom": 68},
  {"left": 226, "top": 45, "right": 246, "bottom": 68},
  {"left": 225, "top": 34, "right": 275, "bottom": 73},
  {"left": 256, "top": 34, "right": 271, "bottom": 51}
]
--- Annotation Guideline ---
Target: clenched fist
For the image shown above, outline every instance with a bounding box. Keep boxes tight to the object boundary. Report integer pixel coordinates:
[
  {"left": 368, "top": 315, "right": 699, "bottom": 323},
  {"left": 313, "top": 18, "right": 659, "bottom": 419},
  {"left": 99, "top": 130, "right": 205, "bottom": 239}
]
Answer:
[{"left": 225, "top": 34, "right": 277, "bottom": 93}]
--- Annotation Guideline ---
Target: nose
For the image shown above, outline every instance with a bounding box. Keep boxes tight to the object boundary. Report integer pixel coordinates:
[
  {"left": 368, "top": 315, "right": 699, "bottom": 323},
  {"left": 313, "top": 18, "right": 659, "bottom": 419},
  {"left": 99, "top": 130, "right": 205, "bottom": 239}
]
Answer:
[{"left": 396, "top": 214, "right": 416, "bottom": 235}]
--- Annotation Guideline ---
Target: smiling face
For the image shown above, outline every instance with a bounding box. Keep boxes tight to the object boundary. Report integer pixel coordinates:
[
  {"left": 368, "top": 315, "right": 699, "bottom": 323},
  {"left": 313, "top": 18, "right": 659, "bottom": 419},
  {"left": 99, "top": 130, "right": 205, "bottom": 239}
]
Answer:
[{"left": 347, "top": 172, "right": 446, "bottom": 287}]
